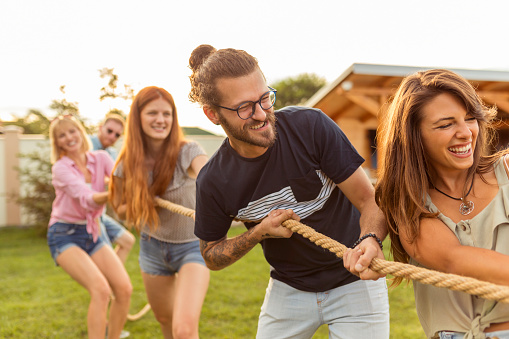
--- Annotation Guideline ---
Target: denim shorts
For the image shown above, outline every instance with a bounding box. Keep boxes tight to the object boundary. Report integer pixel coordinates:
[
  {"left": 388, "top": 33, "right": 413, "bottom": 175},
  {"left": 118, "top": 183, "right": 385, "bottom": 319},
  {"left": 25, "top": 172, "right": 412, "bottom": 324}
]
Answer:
[
  {"left": 138, "top": 232, "right": 206, "bottom": 276},
  {"left": 47, "top": 222, "right": 108, "bottom": 265},
  {"left": 439, "top": 329, "right": 509, "bottom": 338},
  {"left": 99, "top": 214, "right": 126, "bottom": 246},
  {"left": 257, "top": 277, "right": 390, "bottom": 339}
]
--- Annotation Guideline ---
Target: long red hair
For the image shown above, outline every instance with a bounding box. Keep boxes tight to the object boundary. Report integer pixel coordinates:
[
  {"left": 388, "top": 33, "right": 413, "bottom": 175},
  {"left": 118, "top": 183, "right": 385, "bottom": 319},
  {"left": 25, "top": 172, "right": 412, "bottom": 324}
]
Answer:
[{"left": 110, "top": 86, "right": 186, "bottom": 231}]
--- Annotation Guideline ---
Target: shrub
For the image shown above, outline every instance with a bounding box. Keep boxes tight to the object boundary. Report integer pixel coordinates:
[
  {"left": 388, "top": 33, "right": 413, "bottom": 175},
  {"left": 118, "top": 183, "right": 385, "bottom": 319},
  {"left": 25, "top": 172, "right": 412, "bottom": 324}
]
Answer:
[{"left": 16, "top": 146, "right": 54, "bottom": 236}]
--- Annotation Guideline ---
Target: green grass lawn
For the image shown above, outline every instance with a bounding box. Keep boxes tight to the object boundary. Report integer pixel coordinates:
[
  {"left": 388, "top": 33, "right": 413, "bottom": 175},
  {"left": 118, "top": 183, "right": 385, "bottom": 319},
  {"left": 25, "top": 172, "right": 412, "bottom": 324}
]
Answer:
[{"left": 0, "top": 226, "right": 425, "bottom": 338}]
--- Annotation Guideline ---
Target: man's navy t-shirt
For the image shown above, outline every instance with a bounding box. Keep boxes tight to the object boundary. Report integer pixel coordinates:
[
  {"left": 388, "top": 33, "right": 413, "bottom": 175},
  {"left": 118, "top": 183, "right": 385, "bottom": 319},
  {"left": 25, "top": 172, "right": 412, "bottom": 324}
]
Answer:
[{"left": 195, "top": 106, "right": 364, "bottom": 292}]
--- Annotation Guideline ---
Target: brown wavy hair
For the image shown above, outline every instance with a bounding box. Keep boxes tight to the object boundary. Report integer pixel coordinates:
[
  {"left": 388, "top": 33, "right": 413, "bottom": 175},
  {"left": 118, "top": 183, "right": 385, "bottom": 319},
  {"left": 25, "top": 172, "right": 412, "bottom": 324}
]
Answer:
[
  {"left": 110, "top": 86, "right": 186, "bottom": 231},
  {"left": 375, "top": 69, "right": 499, "bottom": 284},
  {"left": 188, "top": 44, "right": 263, "bottom": 107}
]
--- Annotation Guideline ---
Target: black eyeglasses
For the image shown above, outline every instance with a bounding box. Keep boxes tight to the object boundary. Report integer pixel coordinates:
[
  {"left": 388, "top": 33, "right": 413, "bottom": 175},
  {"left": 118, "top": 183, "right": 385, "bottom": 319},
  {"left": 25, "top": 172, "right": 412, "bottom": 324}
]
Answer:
[
  {"left": 214, "top": 87, "right": 277, "bottom": 120},
  {"left": 107, "top": 128, "right": 121, "bottom": 138}
]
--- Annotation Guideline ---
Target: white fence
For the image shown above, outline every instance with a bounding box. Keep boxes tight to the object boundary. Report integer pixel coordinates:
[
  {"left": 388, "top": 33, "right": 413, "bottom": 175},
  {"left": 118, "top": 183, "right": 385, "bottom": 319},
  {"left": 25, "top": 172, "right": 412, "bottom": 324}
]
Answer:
[{"left": 0, "top": 126, "right": 225, "bottom": 227}]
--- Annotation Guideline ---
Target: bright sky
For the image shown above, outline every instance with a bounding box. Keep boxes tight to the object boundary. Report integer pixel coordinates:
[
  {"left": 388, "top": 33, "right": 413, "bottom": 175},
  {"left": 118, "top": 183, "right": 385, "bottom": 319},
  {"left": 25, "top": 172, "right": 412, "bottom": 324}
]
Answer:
[{"left": 1, "top": 0, "right": 508, "bottom": 136}]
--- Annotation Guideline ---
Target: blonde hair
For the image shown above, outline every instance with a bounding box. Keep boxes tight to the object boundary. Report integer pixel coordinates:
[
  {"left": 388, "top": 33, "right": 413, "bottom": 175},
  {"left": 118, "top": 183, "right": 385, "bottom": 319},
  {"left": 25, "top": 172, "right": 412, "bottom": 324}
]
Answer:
[
  {"left": 49, "top": 115, "right": 91, "bottom": 164},
  {"left": 102, "top": 113, "right": 125, "bottom": 128}
]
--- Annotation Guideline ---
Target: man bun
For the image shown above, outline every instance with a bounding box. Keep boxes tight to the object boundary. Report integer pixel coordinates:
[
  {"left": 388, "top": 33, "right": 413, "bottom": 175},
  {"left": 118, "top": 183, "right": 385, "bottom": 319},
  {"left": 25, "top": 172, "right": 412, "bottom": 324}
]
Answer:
[
  {"left": 188, "top": 44, "right": 260, "bottom": 106},
  {"left": 189, "top": 44, "right": 217, "bottom": 73}
]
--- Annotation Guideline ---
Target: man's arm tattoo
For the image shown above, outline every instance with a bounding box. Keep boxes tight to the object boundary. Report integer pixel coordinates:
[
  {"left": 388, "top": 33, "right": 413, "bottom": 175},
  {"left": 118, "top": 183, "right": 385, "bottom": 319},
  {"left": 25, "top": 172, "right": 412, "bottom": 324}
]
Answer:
[{"left": 201, "top": 228, "right": 261, "bottom": 269}]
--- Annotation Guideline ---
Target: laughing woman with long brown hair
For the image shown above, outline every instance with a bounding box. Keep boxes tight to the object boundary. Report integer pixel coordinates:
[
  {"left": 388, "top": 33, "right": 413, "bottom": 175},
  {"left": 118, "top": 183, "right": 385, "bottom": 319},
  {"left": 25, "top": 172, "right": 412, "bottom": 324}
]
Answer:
[
  {"left": 110, "top": 86, "right": 210, "bottom": 339},
  {"left": 375, "top": 69, "right": 509, "bottom": 339}
]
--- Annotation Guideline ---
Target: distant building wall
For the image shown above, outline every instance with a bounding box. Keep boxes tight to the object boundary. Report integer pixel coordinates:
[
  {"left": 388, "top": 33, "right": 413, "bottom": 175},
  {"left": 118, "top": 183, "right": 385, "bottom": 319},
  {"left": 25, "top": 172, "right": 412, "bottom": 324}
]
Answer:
[
  {"left": 337, "top": 118, "right": 366, "bottom": 158},
  {"left": 335, "top": 117, "right": 378, "bottom": 179},
  {"left": 323, "top": 114, "right": 380, "bottom": 176},
  {"left": 186, "top": 135, "right": 225, "bottom": 157},
  {"left": 0, "top": 131, "right": 225, "bottom": 227},
  {"left": 0, "top": 133, "right": 6, "bottom": 226}
]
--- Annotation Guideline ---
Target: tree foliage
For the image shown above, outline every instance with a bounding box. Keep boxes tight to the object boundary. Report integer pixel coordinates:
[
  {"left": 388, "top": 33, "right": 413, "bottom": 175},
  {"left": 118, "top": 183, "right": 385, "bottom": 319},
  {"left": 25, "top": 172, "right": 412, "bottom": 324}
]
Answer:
[
  {"left": 15, "top": 147, "right": 55, "bottom": 235},
  {"left": 3, "top": 109, "right": 51, "bottom": 135},
  {"left": 270, "top": 73, "right": 327, "bottom": 110},
  {"left": 49, "top": 86, "right": 80, "bottom": 116},
  {"left": 99, "top": 67, "right": 134, "bottom": 101},
  {"left": 3, "top": 86, "right": 88, "bottom": 136},
  {"left": 99, "top": 67, "right": 133, "bottom": 118},
  {"left": 49, "top": 85, "right": 93, "bottom": 134}
]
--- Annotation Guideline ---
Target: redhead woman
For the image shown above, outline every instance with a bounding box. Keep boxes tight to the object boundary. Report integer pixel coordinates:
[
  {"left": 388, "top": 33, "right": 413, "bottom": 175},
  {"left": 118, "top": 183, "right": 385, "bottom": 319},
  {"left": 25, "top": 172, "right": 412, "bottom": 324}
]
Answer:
[
  {"left": 47, "top": 115, "right": 132, "bottom": 339},
  {"left": 110, "top": 87, "right": 210, "bottom": 339},
  {"left": 375, "top": 69, "right": 509, "bottom": 339}
]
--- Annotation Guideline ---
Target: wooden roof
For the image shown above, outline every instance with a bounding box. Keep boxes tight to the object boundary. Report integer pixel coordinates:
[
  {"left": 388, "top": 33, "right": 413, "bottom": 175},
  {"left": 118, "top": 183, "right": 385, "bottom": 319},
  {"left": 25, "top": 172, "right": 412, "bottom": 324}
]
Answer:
[{"left": 305, "top": 63, "right": 509, "bottom": 125}]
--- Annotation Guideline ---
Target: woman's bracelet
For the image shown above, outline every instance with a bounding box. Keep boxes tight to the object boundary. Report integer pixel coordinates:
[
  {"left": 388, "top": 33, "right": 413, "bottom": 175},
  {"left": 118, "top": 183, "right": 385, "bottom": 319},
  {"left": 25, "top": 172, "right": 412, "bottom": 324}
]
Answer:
[{"left": 351, "top": 233, "right": 383, "bottom": 250}]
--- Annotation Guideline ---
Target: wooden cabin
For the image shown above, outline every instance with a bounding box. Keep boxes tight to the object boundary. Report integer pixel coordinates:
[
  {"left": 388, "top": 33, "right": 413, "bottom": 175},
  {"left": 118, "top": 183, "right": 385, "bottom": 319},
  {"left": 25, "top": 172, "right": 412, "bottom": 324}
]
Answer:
[{"left": 305, "top": 63, "right": 509, "bottom": 178}]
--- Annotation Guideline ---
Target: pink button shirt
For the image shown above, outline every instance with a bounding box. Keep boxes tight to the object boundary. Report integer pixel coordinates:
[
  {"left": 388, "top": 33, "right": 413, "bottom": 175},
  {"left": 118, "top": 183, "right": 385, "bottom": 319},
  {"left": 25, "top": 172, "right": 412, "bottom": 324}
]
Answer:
[{"left": 49, "top": 150, "right": 114, "bottom": 242}]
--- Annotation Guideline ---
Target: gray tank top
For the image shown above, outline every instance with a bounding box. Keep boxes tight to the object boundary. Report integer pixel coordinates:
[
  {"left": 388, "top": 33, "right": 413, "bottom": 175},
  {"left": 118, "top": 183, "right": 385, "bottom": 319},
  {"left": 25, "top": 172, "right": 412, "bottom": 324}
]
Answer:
[
  {"left": 411, "top": 158, "right": 509, "bottom": 339},
  {"left": 115, "top": 141, "right": 206, "bottom": 243},
  {"left": 144, "top": 141, "right": 206, "bottom": 243}
]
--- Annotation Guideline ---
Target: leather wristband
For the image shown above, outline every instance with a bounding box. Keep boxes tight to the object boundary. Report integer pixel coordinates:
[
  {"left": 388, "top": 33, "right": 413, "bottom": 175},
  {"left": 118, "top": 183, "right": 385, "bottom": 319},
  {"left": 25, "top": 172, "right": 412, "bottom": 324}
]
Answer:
[{"left": 351, "top": 233, "right": 383, "bottom": 250}]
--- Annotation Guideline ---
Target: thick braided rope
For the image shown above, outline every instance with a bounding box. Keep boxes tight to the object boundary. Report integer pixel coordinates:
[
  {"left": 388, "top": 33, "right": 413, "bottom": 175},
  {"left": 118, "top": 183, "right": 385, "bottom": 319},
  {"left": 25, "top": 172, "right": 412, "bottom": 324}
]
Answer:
[
  {"left": 282, "top": 219, "right": 509, "bottom": 304},
  {"left": 155, "top": 197, "right": 195, "bottom": 219},
  {"left": 127, "top": 304, "right": 151, "bottom": 321},
  {"left": 156, "top": 199, "right": 509, "bottom": 304}
]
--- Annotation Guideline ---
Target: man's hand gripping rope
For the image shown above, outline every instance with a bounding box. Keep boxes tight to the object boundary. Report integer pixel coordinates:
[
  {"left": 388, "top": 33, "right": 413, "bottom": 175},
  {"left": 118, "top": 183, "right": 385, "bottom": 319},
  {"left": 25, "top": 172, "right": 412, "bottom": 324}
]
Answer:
[{"left": 156, "top": 197, "right": 509, "bottom": 304}]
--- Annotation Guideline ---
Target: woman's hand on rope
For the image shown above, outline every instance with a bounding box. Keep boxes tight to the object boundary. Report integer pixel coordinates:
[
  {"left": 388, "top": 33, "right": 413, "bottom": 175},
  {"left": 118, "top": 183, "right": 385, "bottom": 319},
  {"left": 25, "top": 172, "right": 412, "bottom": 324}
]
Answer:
[
  {"left": 255, "top": 209, "right": 299, "bottom": 240},
  {"left": 344, "top": 236, "right": 386, "bottom": 281}
]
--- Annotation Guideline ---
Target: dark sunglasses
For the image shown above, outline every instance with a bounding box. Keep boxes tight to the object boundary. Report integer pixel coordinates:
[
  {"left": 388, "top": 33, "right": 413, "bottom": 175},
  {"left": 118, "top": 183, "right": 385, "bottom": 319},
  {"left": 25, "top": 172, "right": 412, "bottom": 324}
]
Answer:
[{"left": 106, "top": 128, "right": 121, "bottom": 138}]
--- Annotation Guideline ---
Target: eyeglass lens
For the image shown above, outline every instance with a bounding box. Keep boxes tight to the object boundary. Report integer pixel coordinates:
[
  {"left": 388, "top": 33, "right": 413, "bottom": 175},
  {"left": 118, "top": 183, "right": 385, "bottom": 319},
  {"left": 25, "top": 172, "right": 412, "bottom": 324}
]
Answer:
[
  {"left": 107, "top": 128, "right": 121, "bottom": 138},
  {"left": 237, "top": 90, "right": 276, "bottom": 119}
]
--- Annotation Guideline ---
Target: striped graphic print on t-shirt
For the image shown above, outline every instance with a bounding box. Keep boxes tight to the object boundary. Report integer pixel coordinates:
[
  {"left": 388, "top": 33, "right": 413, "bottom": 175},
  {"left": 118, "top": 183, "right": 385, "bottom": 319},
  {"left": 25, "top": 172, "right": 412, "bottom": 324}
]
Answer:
[{"left": 235, "top": 170, "right": 336, "bottom": 222}]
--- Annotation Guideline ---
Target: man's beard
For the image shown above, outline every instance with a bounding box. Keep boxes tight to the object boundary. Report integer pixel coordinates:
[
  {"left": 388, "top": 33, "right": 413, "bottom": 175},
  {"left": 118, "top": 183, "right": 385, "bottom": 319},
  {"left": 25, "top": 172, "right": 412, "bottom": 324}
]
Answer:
[{"left": 217, "top": 110, "right": 277, "bottom": 148}]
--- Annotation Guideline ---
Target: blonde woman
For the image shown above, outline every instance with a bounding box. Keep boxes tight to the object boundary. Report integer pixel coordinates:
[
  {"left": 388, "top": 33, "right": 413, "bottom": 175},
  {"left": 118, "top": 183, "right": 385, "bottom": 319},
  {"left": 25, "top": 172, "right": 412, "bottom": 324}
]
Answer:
[
  {"left": 47, "top": 115, "right": 132, "bottom": 339},
  {"left": 110, "top": 87, "right": 210, "bottom": 339}
]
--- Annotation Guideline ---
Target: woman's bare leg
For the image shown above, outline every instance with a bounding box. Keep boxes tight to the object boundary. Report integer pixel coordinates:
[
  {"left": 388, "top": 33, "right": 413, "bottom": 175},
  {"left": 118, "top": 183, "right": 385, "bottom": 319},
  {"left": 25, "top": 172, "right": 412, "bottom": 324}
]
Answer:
[
  {"left": 57, "top": 246, "right": 111, "bottom": 339},
  {"left": 92, "top": 245, "right": 132, "bottom": 339}
]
